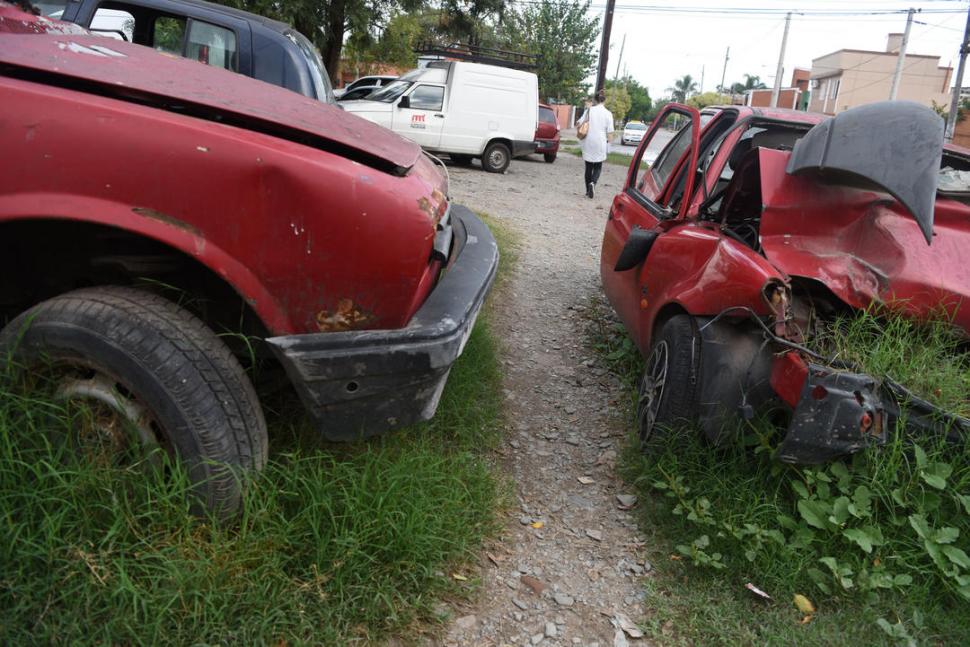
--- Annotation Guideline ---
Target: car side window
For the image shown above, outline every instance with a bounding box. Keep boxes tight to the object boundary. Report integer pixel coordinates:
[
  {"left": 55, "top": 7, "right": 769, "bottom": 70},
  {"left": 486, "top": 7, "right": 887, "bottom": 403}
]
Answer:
[
  {"left": 186, "top": 19, "right": 238, "bottom": 71},
  {"left": 630, "top": 110, "right": 694, "bottom": 205},
  {"left": 408, "top": 85, "right": 444, "bottom": 111},
  {"left": 152, "top": 15, "right": 185, "bottom": 54}
]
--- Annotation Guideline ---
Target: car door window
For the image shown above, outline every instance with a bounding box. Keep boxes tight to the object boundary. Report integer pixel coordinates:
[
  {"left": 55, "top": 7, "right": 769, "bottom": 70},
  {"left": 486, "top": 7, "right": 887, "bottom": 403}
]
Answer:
[
  {"left": 152, "top": 15, "right": 185, "bottom": 54},
  {"left": 630, "top": 109, "right": 693, "bottom": 202},
  {"left": 408, "top": 85, "right": 444, "bottom": 111},
  {"left": 186, "top": 20, "right": 237, "bottom": 71}
]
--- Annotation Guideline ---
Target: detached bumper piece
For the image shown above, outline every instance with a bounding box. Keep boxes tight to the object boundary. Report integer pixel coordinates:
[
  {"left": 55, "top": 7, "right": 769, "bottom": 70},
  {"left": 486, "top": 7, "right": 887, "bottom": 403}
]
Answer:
[
  {"left": 265, "top": 205, "right": 498, "bottom": 441},
  {"left": 776, "top": 362, "right": 970, "bottom": 464}
]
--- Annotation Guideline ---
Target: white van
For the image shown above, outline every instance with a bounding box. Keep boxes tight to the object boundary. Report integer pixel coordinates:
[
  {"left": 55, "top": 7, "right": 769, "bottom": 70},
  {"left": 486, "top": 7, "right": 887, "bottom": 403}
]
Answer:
[{"left": 341, "top": 61, "right": 538, "bottom": 173}]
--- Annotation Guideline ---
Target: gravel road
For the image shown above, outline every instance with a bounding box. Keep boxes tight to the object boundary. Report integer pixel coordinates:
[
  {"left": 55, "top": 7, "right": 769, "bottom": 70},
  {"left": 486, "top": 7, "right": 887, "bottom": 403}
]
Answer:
[{"left": 430, "top": 153, "right": 652, "bottom": 647}]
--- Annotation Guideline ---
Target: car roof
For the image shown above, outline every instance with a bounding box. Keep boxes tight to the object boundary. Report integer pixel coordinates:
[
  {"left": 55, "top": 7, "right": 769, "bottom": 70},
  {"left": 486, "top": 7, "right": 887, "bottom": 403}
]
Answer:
[
  {"left": 0, "top": 4, "right": 421, "bottom": 171},
  {"left": 130, "top": 0, "right": 292, "bottom": 32}
]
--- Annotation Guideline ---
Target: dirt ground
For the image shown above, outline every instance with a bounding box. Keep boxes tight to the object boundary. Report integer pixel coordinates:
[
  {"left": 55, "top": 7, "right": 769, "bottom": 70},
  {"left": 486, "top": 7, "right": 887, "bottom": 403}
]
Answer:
[{"left": 430, "top": 153, "right": 652, "bottom": 647}]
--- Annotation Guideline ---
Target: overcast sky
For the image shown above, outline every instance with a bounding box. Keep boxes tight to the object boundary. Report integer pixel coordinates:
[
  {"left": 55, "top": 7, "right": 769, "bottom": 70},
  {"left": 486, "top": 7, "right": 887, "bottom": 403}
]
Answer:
[{"left": 574, "top": 0, "right": 969, "bottom": 98}]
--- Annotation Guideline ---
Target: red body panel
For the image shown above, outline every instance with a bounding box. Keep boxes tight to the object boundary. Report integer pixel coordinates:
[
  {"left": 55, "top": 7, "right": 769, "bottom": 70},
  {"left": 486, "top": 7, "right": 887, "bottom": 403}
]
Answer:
[
  {"left": 0, "top": 73, "right": 446, "bottom": 336},
  {"left": 534, "top": 103, "right": 560, "bottom": 155},
  {"left": 757, "top": 148, "right": 970, "bottom": 331}
]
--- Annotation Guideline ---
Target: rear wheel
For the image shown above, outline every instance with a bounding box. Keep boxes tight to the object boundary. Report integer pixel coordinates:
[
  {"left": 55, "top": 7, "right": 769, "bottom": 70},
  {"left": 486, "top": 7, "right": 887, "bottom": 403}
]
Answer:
[
  {"left": 637, "top": 315, "right": 701, "bottom": 449},
  {"left": 0, "top": 286, "right": 268, "bottom": 517},
  {"left": 543, "top": 152, "right": 557, "bottom": 163},
  {"left": 482, "top": 141, "right": 511, "bottom": 173}
]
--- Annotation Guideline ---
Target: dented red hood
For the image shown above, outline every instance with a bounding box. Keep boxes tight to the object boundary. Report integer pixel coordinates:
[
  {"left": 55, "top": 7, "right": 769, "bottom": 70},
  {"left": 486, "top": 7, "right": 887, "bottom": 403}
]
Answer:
[{"left": 0, "top": 4, "right": 422, "bottom": 173}]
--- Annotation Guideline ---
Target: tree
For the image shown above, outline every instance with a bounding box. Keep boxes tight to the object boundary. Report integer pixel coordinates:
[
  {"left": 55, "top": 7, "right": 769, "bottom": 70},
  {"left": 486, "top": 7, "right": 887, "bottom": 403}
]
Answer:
[
  {"left": 604, "top": 85, "right": 632, "bottom": 124},
  {"left": 502, "top": 0, "right": 599, "bottom": 104},
  {"left": 727, "top": 73, "right": 766, "bottom": 94},
  {"left": 607, "top": 76, "right": 651, "bottom": 121},
  {"left": 687, "top": 92, "right": 730, "bottom": 109},
  {"left": 666, "top": 74, "right": 698, "bottom": 103}
]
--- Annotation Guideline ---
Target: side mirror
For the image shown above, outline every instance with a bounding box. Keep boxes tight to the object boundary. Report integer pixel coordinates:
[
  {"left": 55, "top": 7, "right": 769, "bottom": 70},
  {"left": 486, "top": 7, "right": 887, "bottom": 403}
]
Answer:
[{"left": 398, "top": 95, "right": 410, "bottom": 109}]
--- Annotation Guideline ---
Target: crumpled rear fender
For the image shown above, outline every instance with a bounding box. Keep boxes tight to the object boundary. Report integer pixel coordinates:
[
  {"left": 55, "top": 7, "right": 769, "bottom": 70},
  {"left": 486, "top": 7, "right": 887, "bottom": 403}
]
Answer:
[{"left": 786, "top": 101, "right": 943, "bottom": 244}]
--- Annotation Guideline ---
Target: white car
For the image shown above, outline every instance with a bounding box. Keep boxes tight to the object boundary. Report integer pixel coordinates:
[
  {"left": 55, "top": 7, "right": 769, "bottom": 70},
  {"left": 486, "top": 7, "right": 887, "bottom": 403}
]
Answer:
[
  {"left": 621, "top": 121, "right": 648, "bottom": 146},
  {"left": 333, "top": 75, "right": 397, "bottom": 98}
]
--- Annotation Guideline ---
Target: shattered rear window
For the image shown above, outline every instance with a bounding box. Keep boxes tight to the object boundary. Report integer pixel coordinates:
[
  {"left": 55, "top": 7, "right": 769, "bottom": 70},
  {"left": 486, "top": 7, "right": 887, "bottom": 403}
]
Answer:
[{"left": 939, "top": 167, "right": 970, "bottom": 194}]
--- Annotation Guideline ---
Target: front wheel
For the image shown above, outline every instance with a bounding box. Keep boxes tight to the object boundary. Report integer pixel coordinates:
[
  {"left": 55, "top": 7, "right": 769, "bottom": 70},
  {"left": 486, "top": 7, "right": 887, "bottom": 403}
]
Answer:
[
  {"left": 0, "top": 286, "right": 268, "bottom": 517},
  {"left": 636, "top": 314, "right": 701, "bottom": 449},
  {"left": 482, "top": 141, "right": 511, "bottom": 173},
  {"left": 543, "top": 152, "right": 557, "bottom": 163}
]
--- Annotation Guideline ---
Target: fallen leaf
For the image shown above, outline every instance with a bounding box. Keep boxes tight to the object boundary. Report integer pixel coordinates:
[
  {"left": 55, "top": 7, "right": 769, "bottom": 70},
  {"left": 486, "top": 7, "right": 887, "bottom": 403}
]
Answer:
[
  {"left": 530, "top": 521, "right": 545, "bottom": 529},
  {"left": 799, "top": 615, "right": 813, "bottom": 625},
  {"left": 520, "top": 575, "right": 546, "bottom": 595},
  {"left": 670, "top": 554, "right": 682, "bottom": 561},
  {"left": 745, "top": 582, "right": 771, "bottom": 600},
  {"left": 486, "top": 552, "right": 501, "bottom": 566},
  {"left": 793, "top": 594, "right": 816, "bottom": 615},
  {"left": 452, "top": 573, "right": 467, "bottom": 581},
  {"left": 613, "top": 612, "right": 645, "bottom": 639},
  {"left": 578, "top": 476, "right": 595, "bottom": 484}
]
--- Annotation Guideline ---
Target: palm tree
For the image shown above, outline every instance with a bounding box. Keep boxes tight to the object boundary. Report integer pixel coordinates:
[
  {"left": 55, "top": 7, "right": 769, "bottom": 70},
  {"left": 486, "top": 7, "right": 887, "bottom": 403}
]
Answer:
[
  {"left": 728, "top": 74, "right": 767, "bottom": 94},
  {"left": 666, "top": 74, "right": 698, "bottom": 103}
]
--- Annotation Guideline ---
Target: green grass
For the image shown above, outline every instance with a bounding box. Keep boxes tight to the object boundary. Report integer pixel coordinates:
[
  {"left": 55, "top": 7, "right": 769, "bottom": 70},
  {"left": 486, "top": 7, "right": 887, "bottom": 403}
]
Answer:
[
  {"left": 0, "top": 215, "right": 517, "bottom": 645},
  {"left": 587, "top": 299, "right": 970, "bottom": 645}
]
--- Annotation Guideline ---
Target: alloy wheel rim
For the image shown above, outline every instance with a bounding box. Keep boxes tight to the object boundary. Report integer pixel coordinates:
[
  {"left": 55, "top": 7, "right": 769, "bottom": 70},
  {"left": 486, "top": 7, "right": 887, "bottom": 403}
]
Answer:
[{"left": 637, "top": 340, "right": 669, "bottom": 442}]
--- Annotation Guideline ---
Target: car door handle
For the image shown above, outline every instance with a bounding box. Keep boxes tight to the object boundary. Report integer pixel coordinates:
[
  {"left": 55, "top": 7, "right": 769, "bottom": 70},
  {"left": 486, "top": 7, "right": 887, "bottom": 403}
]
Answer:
[{"left": 433, "top": 114, "right": 445, "bottom": 118}]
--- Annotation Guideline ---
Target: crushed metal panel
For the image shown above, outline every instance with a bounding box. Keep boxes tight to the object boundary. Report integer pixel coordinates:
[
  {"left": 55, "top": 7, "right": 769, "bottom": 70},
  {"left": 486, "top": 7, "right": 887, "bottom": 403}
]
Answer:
[{"left": 786, "top": 101, "right": 943, "bottom": 245}]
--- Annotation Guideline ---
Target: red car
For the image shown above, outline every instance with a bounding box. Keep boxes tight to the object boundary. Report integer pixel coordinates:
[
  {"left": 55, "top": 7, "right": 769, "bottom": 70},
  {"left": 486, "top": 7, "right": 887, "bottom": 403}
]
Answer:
[
  {"left": 601, "top": 101, "right": 969, "bottom": 463},
  {"left": 0, "top": 4, "right": 497, "bottom": 514},
  {"left": 534, "top": 103, "right": 560, "bottom": 163}
]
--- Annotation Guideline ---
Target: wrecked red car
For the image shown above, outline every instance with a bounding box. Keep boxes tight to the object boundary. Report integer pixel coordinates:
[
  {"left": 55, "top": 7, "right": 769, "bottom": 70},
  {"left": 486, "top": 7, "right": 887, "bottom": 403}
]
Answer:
[
  {"left": 601, "top": 101, "right": 969, "bottom": 463},
  {"left": 0, "top": 5, "right": 497, "bottom": 514}
]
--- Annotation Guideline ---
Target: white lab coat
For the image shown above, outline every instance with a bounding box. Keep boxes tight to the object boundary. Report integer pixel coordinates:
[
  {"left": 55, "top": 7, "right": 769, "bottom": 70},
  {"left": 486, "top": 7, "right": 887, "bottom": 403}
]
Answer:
[{"left": 579, "top": 103, "right": 615, "bottom": 163}]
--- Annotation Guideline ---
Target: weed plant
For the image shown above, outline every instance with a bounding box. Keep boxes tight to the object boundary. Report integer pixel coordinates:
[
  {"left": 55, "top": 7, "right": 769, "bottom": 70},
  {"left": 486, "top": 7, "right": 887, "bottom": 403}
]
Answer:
[
  {"left": 589, "top": 300, "right": 970, "bottom": 645},
  {"left": 0, "top": 215, "right": 516, "bottom": 645}
]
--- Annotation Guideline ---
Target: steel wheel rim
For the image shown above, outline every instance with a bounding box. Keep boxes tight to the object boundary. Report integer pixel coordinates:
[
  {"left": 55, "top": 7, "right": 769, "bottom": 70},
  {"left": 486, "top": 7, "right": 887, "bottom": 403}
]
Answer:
[
  {"left": 488, "top": 148, "right": 507, "bottom": 169},
  {"left": 47, "top": 362, "right": 167, "bottom": 467},
  {"left": 638, "top": 340, "right": 669, "bottom": 442}
]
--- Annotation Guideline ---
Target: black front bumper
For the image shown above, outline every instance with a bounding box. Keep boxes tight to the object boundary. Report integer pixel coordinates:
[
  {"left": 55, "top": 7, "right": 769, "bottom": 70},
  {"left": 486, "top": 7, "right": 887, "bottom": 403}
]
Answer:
[{"left": 265, "top": 205, "right": 499, "bottom": 441}]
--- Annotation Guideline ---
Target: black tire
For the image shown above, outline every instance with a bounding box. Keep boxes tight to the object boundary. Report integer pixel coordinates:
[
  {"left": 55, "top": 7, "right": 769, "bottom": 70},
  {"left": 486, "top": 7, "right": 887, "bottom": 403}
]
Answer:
[
  {"left": 0, "top": 286, "right": 268, "bottom": 517},
  {"left": 450, "top": 154, "right": 473, "bottom": 166},
  {"left": 636, "top": 314, "right": 701, "bottom": 449},
  {"left": 543, "top": 152, "right": 557, "bottom": 163},
  {"left": 482, "top": 141, "right": 511, "bottom": 173}
]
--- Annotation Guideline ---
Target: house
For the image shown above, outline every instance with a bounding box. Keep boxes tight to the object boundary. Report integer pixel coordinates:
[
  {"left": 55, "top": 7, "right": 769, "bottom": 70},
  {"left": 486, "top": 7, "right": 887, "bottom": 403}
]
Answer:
[
  {"left": 808, "top": 34, "right": 952, "bottom": 115},
  {"left": 745, "top": 69, "right": 811, "bottom": 110}
]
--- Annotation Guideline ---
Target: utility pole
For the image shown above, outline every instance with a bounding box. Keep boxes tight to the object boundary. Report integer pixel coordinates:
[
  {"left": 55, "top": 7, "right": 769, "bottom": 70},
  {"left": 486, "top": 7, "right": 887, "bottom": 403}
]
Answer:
[
  {"left": 890, "top": 8, "right": 916, "bottom": 100},
  {"left": 945, "top": 5, "right": 970, "bottom": 141},
  {"left": 595, "top": 0, "right": 616, "bottom": 94},
  {"left": 719, "top": 46, "right": 730, "bottom": 92},
  {"left": 614, "top": 33, "right": 626, "bottom": 81},
  {"left": 700, "top": 64, "right": 705, "bottom": 94},
  {"left": 770, "top": 12, "right": 792, "bottom": 107}
]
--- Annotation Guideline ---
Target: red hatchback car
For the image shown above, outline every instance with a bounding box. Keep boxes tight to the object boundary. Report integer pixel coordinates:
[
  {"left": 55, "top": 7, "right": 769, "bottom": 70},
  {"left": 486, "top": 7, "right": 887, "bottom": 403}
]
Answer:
[
  {"left": 534, "top": 103, "right": 560, "bottom": 163},
  {"left": 601, "top": 102, "right": 969, "bottom": 463},
  {"left": 0, "top": 5, "right": 497, "bottom": 514}
]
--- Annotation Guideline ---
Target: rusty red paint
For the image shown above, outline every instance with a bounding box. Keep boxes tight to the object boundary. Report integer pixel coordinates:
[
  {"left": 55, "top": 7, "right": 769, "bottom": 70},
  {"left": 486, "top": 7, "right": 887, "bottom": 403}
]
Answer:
[
  {"left": 315, "top": 298, "right": 376, "bottom": 332},
  {"left": 0, "top": 14, "right": 449, "bottom": 337}
]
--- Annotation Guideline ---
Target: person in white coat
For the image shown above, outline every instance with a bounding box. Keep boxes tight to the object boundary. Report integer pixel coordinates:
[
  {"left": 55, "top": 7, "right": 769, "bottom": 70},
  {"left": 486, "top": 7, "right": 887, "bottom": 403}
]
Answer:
[{"left": 578, "top": 90, "right": 614, "bottom": 198}]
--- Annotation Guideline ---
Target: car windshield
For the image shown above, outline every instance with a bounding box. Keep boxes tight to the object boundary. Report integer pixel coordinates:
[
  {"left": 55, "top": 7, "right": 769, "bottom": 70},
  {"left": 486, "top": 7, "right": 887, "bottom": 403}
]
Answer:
[
  {"left": 286, "top": 31, "right": 335, "bottom": 104},
  {"left": 368, "top": 80, "right": 412, "bottom": 103},
  {"left": 625, "top": 123, "right": 647, "bottom": 131}
]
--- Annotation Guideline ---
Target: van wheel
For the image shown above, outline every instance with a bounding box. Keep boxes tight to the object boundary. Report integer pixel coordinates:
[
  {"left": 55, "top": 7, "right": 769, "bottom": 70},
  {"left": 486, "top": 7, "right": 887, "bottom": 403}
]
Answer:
[
  {"left": 543, "top": 152, "right": 557, "bottom": 163},
  {"left": 482, "top": 142, "right": 511, "bottom": 173},
  {"left": 636, "top": 315, "right": 700, "bottom": 450},
  {"left": 0, "top": 286, "right": 268, "bottom": 518}
]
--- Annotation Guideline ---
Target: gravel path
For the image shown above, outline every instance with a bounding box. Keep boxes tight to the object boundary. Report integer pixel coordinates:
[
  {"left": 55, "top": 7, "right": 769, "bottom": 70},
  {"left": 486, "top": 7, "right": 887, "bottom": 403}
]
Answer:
[{"left": 432, "top": 153, "right": 651, "bottom": 647}]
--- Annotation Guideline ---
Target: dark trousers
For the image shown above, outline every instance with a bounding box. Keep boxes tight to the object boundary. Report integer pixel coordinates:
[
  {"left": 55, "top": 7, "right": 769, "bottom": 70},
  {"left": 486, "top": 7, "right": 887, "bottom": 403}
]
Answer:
[{"left": 584, "top": 161, "right": 603, "bottom": 187}]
